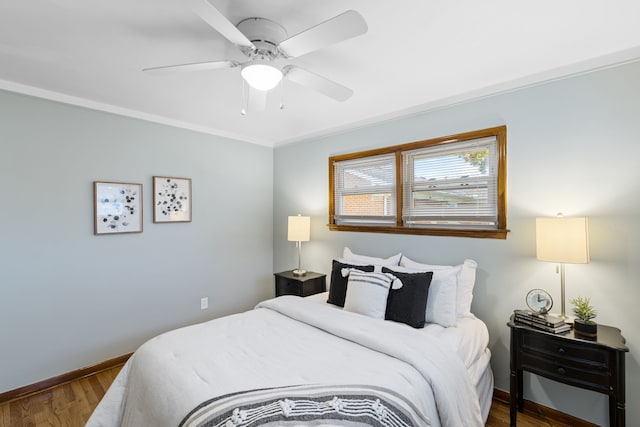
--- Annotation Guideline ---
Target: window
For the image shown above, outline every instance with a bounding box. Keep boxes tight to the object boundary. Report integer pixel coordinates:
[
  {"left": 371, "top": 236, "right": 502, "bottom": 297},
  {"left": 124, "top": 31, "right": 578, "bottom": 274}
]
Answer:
[
  {"left": 329, "top": 126, "right": 507, "bottom": 239},
  {"left": 332, "top": 153, "right": 396, "bottom": 226},
  {"left": 402, "top": 136, "right": 498, "bottom": 228}
]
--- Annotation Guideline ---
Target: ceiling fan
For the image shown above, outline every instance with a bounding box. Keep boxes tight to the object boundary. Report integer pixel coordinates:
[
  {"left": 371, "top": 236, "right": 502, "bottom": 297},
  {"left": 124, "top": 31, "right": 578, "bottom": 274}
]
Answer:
[{"left": 144, "top": 0, "right": 368, "bottom": 106}]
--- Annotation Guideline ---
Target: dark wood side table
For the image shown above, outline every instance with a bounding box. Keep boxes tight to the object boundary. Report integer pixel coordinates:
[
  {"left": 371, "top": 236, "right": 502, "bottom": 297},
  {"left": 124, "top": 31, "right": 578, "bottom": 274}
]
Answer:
[
  {"left": 274, "top": 271, "right": 326, "bottom": 297},
  {"left": 508, "top": 317, "right": 628, "bottom": 426}
]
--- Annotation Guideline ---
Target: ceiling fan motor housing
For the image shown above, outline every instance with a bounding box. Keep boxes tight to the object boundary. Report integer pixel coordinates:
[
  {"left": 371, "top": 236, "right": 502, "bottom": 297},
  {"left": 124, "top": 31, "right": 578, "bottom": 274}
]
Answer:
[{"left": 237, "top": 18, "right": 287, "bottom": 60}]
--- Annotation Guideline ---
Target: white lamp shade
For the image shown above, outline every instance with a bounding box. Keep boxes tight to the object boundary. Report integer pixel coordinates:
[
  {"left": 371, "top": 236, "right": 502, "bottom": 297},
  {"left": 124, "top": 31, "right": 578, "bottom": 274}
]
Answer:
[
  {"left": 241, "top": 63, "right": 283, "bottom": 91},
  {"left": 536, "top": 217, "right": 589, "bottom": 264},
  {"left": 288, "top": 215, "right": 310, "bottom": 242}
]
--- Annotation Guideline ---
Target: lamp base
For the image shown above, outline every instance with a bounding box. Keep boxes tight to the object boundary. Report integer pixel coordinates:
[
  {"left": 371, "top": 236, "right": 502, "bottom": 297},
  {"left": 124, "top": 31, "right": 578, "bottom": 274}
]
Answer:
[{"left": 292, "top": 269, "right": 307, "bottom": 277}]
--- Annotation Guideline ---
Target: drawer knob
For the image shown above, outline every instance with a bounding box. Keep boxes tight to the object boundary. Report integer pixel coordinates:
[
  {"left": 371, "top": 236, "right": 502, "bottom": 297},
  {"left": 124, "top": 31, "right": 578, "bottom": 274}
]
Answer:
[
  {"left": 558, "top": 348, "right": 565, "bottom": 354},
  {"left": 557, "top": 367, "right": 566, "bottom": 375}
]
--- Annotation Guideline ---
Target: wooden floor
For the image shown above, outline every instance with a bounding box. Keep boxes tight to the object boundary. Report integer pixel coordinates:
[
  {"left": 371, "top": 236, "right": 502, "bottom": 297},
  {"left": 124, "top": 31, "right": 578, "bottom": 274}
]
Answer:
[
  {"left": 0, "top": 367, "right": 121, "bottom": 427},
  {"left": 0, "top": 367, "right": 580, "bottom": 427},
  {"left": 485, "top": 399, "right": 578, "bottom": 427}
]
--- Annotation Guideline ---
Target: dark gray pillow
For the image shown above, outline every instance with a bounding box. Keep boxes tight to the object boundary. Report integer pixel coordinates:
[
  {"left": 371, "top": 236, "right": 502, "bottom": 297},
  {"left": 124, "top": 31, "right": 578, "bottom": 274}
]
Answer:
[
  {"left": 327, "top": 260, "right": 375, "bottom": 307},
  {"left": 383, "top": 267, "right": 433, "bottom": 328}
]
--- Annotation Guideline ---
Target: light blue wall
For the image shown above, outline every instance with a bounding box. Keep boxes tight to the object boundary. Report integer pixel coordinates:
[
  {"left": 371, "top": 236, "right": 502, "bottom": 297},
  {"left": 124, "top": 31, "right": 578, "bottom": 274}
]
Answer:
[
  {"left": 2, "top": 60, "right": 639, "bottom": 424},
  {"left": 0, "top": 90, "right": 274, "bottom": 392},
  {"left": 274, "top": 60, "right": 640, "bottom": 425}
]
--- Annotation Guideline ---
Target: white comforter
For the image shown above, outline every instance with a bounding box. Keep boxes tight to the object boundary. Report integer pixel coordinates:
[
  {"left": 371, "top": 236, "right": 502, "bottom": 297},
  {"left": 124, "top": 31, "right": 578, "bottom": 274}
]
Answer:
[{"left": 87, "top": 296, "right": 484, "bottom": 427}]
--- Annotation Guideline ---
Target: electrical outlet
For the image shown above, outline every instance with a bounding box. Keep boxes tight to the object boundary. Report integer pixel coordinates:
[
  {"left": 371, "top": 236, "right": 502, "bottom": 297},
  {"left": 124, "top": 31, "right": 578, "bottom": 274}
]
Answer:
[{"left": 200, "top": 297, "right": 208, "bottom": 310}]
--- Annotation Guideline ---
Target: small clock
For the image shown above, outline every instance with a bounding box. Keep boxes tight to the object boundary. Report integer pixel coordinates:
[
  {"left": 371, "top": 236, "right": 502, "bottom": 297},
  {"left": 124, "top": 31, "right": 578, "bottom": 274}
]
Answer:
[{"left": 526, "top": 288, "right": 553, "bottom": 314}]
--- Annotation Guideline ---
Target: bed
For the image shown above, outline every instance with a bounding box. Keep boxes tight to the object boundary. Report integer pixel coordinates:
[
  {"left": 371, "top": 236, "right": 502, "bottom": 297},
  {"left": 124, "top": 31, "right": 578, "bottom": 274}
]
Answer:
[{"left": 87, "top": 251, "right": 493, "bottom": 427}]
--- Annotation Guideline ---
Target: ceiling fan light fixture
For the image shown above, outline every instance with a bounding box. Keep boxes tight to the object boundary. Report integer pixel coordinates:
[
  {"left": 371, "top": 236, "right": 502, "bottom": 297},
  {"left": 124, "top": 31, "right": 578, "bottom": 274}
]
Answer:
[{"left": 241, "top": 62, "right": 283, "bottom": 91}]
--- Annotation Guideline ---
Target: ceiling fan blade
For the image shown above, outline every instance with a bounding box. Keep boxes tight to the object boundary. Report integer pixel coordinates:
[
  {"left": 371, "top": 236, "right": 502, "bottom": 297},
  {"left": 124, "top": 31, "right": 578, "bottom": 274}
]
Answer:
[
  {"left": 283, "top": 66, "right": 353, "bottom": 102},
  {"left": 247, "top": 87, "right": 267, "bottom": 113},
  {"left": 143, "top": 60, "right": 239, "bottom": 75},
  {"left": 278, "top": 10, "right": 367, "bottom": 58},
  {"left": 187, "top": 0, "right": 255, "bottom": 51}
]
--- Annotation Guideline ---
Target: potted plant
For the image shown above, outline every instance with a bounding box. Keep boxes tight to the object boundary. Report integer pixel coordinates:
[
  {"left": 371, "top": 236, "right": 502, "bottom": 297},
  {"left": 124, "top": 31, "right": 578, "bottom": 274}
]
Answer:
[{"left": 571, "top": 296, "right": 597, "bottom": 338}]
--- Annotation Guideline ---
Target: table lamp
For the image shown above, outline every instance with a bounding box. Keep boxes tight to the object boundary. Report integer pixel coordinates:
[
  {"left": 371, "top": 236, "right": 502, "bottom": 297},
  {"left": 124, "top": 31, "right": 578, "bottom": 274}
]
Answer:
[
  {"left": 536, "top": 214, "right": 590, "bottom": 319},
  {"left": 288, "top": 214, "right": 310, "bottom": 277}
]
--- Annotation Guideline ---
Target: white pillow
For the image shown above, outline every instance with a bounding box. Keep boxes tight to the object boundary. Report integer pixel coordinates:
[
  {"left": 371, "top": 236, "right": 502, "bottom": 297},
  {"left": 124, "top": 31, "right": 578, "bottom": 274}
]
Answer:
[
  {"left": 426, "top": 267, "right": 460, "bottom": 327},
  {"left": 343, "top": 269, "right": 401, "bottom": 319},
  {"left": 400, "top": 256, "right": 477, "bottom": 318},
  {"left": 343, "top": 247, "right": 402, "bottom": 267},
  {"left": 385, "top": 265, "right": 458, "bottom": 327}
]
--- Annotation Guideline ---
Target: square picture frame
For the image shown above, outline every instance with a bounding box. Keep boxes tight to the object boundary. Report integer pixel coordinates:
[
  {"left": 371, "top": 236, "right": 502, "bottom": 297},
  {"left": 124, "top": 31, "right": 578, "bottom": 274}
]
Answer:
[
  {"left": 153, "top": 176, "right": 192, "bottom": 223},
  {"left": 94, "top": 181, "right": 143, "bottom": 235}
]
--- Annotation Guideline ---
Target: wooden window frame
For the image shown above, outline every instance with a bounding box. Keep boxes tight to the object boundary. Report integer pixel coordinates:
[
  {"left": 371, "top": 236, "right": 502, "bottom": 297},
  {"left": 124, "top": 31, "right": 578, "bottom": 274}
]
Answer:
[{"left": 328, "top": 126, "right": 508, "bottom": 239}]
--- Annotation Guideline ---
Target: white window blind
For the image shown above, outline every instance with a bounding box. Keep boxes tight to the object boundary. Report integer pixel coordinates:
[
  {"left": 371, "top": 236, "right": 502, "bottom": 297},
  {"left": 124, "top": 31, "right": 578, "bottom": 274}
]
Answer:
[
  {"left": 333, "top": 153, "right": 396, "bottom": 226},
  {"left": 402, "top": 136, "right": 498, "bottom": 228}
]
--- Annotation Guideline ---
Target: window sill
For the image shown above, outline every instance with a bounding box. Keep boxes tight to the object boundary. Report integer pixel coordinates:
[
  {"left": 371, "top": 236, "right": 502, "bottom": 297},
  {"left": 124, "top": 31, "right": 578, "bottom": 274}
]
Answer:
[{"left": 327, "top": 224, "right": 509, "bottom": 239}]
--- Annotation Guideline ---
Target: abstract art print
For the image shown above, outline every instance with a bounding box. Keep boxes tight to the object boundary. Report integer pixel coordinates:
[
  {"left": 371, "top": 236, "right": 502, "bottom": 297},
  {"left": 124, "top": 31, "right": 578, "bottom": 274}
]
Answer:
[
  {"left": 153, "top": 176, "right": 192, "bottom": 223},
  {"left": 94, "top": 181, "right": 143, "bottom": 235}
]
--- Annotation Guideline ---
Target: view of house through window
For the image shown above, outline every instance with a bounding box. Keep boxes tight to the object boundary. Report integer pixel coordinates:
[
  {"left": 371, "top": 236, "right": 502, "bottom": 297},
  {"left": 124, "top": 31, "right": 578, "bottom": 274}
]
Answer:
[
  {"left": 333, "top": 154, "right": 396, "bottom": 226},
  {"left": 329, "top": 126, "right": 507, "bottom": 238}
]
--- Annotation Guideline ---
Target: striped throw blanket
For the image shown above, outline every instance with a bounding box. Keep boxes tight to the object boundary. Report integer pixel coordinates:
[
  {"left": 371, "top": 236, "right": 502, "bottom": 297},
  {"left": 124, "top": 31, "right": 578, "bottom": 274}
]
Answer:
[{"left": 179, "top": 384, "right": 428, "bottom": 427}]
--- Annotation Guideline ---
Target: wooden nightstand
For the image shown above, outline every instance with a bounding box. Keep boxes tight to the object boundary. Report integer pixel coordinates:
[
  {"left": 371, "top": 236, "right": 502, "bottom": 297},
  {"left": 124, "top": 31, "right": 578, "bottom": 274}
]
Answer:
[
  {"left": 274, "top": 271, "right": 326, "bottom": 297},
  {"left": 508, "top": 317, "right": 628, "bottom": 426}
]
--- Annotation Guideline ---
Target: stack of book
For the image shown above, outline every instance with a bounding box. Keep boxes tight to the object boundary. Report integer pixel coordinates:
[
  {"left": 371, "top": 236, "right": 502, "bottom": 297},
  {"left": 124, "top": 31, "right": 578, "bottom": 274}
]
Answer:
[{"left": 513, "top": 309, "right": 571, "bottom": 334}]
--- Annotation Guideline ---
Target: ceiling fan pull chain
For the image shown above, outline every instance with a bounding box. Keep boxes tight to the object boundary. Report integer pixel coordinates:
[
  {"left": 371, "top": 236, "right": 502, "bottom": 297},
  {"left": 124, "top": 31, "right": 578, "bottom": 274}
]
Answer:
[
  {"left": 279, "top": 79, "right": 285, "bottom": 110},
  {"left": 240, "top": 77, "right": 248, "bottom": 116}
]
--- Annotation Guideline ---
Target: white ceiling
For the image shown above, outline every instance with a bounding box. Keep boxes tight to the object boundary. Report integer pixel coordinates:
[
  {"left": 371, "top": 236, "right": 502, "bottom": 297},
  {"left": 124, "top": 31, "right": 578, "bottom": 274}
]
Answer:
[{"left": 1, "top": 0, "right": 639, "bottom": 147}]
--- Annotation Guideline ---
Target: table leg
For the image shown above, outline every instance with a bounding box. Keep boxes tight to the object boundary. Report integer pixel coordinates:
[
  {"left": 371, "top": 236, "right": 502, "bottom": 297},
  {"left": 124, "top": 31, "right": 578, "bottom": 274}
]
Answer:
[
  {"left": 517, "top": 370, "right": 523, "bottom": 412},
  {"left": 510, "top": 368, "right": 517, "bottom": 426},
  {"left": 611, "top": 351, "right": 626, "bottom": 427}
]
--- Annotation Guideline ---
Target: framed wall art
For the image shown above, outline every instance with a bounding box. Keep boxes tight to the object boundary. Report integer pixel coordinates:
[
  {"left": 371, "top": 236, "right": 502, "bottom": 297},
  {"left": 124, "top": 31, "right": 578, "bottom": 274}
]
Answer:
[
  {"left": 94, "top": 181, "right": 143, "bottom": 235},
  {"left": 153, "top": 176, "right": 192, "bottom": 223}
]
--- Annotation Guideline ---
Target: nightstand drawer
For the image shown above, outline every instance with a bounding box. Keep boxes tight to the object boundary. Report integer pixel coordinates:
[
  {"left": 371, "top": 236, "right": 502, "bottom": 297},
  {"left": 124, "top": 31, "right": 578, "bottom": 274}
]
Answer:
[
  {"left": 520, "top": 352, "right": 610, "bottom": 392},
  {"left": 522, "top": 332, "right": 610, "bottom": 368},
  {"left": 279, "top": 281, "right": 301, "bottom": 295}
]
